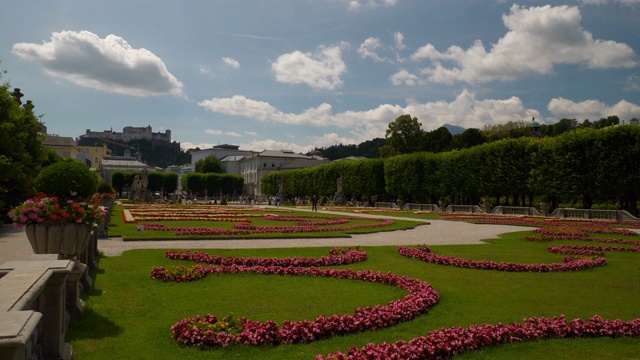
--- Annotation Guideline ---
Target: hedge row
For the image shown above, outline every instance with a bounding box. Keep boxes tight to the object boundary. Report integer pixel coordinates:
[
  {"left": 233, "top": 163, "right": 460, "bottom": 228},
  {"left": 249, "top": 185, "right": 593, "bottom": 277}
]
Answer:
[{"left": 261, "top": 125, "right": 640, "bottom": 211}]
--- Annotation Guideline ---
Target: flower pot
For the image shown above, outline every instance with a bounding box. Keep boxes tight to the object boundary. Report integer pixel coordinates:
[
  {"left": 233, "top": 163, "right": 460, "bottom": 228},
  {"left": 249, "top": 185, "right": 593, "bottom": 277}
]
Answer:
[{"left": 25, "top": 222, "right": 92, "bottom": 258}]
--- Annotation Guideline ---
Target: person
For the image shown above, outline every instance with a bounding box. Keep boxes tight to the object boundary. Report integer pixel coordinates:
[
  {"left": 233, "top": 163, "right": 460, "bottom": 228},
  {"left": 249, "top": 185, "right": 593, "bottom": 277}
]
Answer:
[{"left": 311, "top": 195, "right": 318, "bottom": 212}]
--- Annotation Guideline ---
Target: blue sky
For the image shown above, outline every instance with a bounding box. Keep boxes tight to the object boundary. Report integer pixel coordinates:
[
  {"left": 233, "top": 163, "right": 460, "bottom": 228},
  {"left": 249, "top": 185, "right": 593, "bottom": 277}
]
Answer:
[{"left": 2, "top": 0, "right": 639, "bottom": 153}]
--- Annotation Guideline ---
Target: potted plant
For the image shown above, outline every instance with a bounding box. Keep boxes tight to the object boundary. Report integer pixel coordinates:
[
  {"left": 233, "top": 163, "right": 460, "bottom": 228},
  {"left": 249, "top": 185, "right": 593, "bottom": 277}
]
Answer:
[{"left": 8, "top": 160, "right": 104, "bottom": 257}]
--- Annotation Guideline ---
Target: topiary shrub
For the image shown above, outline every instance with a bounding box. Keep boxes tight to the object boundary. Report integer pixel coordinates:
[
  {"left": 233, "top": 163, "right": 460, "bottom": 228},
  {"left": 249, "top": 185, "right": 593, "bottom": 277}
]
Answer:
[
  {"left": 97, "top": 182, "right": 114, "bottom": 194},
  {"left": 34, "top": 160, "right": 98, "bottom": 201},
  {"left": 220, "top": 198, "right": 227, "bottom": 205}
]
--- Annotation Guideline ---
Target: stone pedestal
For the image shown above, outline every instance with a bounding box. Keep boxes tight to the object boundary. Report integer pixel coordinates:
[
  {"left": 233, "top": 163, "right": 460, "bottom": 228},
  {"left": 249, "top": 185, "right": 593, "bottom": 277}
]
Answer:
[{"left": 66, "top": 262, "right": 87, "bottom": 314}]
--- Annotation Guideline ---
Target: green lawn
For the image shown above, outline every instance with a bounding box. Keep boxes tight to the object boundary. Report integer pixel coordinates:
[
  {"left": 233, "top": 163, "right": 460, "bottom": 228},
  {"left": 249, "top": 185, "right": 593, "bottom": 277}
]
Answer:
[{"left": 67, "top": 230, "right": 640, "bottom": 359}]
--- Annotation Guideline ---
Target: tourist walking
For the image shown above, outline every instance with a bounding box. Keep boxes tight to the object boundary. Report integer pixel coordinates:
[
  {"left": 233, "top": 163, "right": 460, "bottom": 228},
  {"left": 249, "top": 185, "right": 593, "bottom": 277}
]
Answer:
[{"left": 311, "top": 195, "right": 318, "bottom": 212}]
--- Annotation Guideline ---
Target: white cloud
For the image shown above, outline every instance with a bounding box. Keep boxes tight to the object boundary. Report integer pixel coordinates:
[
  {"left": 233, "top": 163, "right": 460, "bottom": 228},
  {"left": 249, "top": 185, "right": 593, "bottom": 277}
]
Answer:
[
  {"left": 625, "top": 74, "right": 640, "bottom": 92},
  {"left": 244, "top": 131, "right": 258, "bottom": 136},
  {"left": 12, "top": 30, "right": 184, "bottom": 96},
  {"left": 357, "top": 37, "right": 384, "bottom": 62},
  {"left": 394, "top": 32, "right": 406, "bottom": 50},
  {"left": 222, "top": 57, "right": 240, "bottom": 69},
  {"left": 389, "top": 69, "right": 426, "bottom": 86},
  {"left": 199, "top": 90, "right": 544, "bottom": 145},
  {"left": 238, "top": 139, "right": 312, "bottom": 153},
  {"left": 347, "top": 0, "right": 397, "bottom": 10},
  {"left": 406, "top": 5, "right": 637, "bottom": 85},
  {"left": 199, "top": 65, "right": 215, "bottom": 78},
  {"left": 271, "top": 43, "right": 347, "bottom": 90},
  {"left": 579, "top": 0, "right": 640, "bottom": 5},
  {"left": 180, "top": 141, "right": 213, "bottom": 151},
  {"left": 205, "top": 129, "right": 243, "bottom": 137},
  {"left": 548, "top": 97, "right": 640, "bottom": 120}
]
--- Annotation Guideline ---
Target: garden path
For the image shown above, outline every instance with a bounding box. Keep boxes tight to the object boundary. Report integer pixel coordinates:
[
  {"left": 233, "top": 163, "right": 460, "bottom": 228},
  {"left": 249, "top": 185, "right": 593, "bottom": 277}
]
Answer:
[{"left": 0, "top": 207, "right": 537, "bottom": 262}]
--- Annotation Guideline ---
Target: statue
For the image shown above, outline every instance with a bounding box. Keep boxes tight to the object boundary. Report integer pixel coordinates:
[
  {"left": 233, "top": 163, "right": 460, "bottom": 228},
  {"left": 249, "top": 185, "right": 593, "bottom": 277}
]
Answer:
[
  {"left": 130, "top": 168, "right": 151, "bottom": 203},
  {"left": 332, "top": 174, "right": 347, "bottom": 205}
]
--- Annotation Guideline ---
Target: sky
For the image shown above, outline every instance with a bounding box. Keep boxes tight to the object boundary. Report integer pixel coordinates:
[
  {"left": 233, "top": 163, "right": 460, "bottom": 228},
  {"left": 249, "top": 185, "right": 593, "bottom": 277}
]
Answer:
[{"left": 1, "top": 0, "right": 639, "bottom": 154}]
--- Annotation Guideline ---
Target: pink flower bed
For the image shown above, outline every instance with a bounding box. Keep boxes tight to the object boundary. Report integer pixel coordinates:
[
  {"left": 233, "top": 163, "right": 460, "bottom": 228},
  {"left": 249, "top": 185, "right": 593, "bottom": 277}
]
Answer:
[
  {"left": 316, "top": 315, "right": 640, "bottom": 360},
  {"left": 397, "top": 246, "right": 607, "bottom": 272},
  {"left": 122, "top": 204, "right": 394, "bottom": 236},
  {"left": 151, "top": 260, "right": 440, "bottom": 347},
  {"left": 164, "top": 248, "right": 368, "bottom": 267}
]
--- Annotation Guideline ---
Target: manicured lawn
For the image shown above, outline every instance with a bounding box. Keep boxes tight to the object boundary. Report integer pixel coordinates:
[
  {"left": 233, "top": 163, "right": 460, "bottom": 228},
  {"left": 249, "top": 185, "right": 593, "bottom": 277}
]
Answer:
[{"left": 67, "top": 228, "right": 640, "bottom": 359}]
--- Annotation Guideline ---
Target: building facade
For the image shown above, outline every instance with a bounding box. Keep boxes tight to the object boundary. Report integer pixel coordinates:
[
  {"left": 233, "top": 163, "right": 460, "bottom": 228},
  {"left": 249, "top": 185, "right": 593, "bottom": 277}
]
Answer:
[{"left": 239, "top": 150, "right": 329, "bottom": 197}]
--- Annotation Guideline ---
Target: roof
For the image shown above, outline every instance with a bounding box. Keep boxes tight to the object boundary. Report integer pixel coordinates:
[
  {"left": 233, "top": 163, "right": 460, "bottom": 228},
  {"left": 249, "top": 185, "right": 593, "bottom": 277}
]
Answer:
[{"left": 102, "top": 158, "right": 149, "bottom": 168}]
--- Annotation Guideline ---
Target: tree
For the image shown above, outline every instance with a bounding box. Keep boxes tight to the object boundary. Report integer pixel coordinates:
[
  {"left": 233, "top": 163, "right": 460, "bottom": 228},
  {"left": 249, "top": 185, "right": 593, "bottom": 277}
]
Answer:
[
  {"left": 0, "top": 84, "right": 46, "bottom": 221},
  {"left": 384, "top": 114, "right": 424, "bottom": 155},
  {"left": 482, "top": 120, "right": 533, "bottom": 142},
  {"left": 450, "top": 128, "right": 485, "bottom": 150},
  {"left": 111, "top": 171, "right": 126, "bottom": 196},
  {"left": 195, "top": 155, "right": 223, "bottom": 173},
  {"left": 163, "top": 172, "right": 178, "bottom": 195},
  {"left": 422, "top": 126, "right": 452, "bottom": 152}
]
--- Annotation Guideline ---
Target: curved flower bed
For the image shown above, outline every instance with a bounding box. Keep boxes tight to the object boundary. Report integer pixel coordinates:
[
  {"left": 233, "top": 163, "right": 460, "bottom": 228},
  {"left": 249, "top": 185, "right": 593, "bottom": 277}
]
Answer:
[
  {"left": 151, "top": 263, "right": 440, "bottom": 347},
  {"left": 397, "top": 245, "right": 607, "bottom": 272},
  {"left": 140, "top": 217, "right": 394, "bottom": 236},
  {"left": 547, "top": 244, "right": 640, "bottom": 257},
  {"left": 164, "top": 248, "right": 368, "bottom": 267},
  {"left": 316, "top": 315, "right": 640, "bottom": 360}
]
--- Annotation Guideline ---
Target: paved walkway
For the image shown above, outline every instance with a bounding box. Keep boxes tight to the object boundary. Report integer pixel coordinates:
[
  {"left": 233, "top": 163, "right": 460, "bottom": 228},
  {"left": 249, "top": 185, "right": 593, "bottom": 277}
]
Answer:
[{"left": 0, "top": 208, "right": 537, "bottom": 263}]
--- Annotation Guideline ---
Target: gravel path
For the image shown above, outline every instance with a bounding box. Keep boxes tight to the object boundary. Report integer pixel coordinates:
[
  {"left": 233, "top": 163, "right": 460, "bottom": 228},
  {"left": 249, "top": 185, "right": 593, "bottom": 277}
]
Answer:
[{"left": 0, "top": 208, "right": 536, "bottom": 262}]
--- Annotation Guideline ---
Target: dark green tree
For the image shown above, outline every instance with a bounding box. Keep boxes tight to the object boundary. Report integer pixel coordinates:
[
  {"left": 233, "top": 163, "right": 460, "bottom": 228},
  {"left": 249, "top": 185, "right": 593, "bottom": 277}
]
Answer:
[
  {"left": 195, "top": 155, "right": 223, "bottom": 173},
  {"left": 0, "top": 84, "right": 47, "bottom": 220},
  {"left": 384, "top": 114, "right": 424, "bottom": 155},
  {"left": 450, "top": 128, "right": 485, "bottom": 150},
  {"left": 111, "top": 171, "right": 126, "bottom": 196},
  {"left": 162, "top": 172, "right": 178, "bottom": 195},
  {"left": 422, "top": 126, "right": 453, "bottom": 152}
]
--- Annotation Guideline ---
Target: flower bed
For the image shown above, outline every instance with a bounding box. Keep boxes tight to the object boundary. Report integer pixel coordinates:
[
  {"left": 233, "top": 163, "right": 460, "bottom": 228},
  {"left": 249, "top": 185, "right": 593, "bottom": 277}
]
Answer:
[
  {"left": 398, "top": 245, "right": 607, "bottom": 272},
  {"left": 316, "top": 315, "right": 640, "bottom": 360},
  {"left": 164, "top": 248, "right": 368, "bottom": 267},
  {"left": 120, "top": 204, "right": 394, "bottom": 236},
  {"left": 151, "top": 249, "right": 440, "bottom": 348}
]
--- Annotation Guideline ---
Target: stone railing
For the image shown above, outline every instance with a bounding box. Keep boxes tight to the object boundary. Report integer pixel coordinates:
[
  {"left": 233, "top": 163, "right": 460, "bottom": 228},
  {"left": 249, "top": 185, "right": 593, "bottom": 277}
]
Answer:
[
  {"left": 444, "top": 205, "right": 484, "bottom": 213},
  {"left": 549, "top": 208, "right": 640, "bottom": 221},
  {"left": 491, "top": 206, "right": 542, "bottom": 216},
  {"left": 374, "top": 202, "right": 399, "bottom": 209},
  {"left": 0, "top": 257, "right": 75, "bottom": 360},
  {"left": 402, "top": 203, "right": 440, "bottom": 211}
]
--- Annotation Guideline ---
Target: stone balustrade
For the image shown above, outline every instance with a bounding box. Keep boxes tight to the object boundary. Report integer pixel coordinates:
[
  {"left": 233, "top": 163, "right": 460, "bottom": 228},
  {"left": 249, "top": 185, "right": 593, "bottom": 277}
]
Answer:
[
  {"left": 0, "top": 256, "right": 75, "bottom": 360},
  {"left": 491, "top": 206, "right": 542, "bottom": 216},
  {"left": 374, "top": 202, "right": 399, "bottom": 209},
  {"left": 444, "top": 205, "right": 484, "bottom": 213},
  {"left": 402, "top": 203, "right": 440, "bottom": 211},
  {"left": 549, "top": 208, "right": 640, "bottom": 221}
]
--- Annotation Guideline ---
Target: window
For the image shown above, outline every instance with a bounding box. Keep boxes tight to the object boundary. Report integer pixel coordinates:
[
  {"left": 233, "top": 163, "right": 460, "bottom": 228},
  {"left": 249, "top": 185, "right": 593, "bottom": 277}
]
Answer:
[{"left": 272, "top": 163, "right": 275, "bottom": 167}]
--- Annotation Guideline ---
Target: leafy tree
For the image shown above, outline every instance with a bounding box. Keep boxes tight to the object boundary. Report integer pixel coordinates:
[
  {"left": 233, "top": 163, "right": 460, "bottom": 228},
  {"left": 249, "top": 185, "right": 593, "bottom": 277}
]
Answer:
[
  {"left": 482, "top": 120, "right": 533, "bottom": 142},
  {"left": 146, "top": 172, "right": 164, "bottom": 192},
  {"left": 195, "top": 155, "right": 223, "bottom": 173},
  {"left": 384, "top": 114, "right": 424, "bottom": 155},
  {"left": 111, "top": 171, "right": 126, "bottom": 196},
  {"left": 450, "top": 128, "right": 486, "bottom": 150},
  {"left": 422, "top": 126, "right": 452, "bottom": 152},
  {"left": 163, "top": 172, "right": 178, "bottom": 195},
  {"left": 0, "top": 84, "right": 46, "bottom": 220}
]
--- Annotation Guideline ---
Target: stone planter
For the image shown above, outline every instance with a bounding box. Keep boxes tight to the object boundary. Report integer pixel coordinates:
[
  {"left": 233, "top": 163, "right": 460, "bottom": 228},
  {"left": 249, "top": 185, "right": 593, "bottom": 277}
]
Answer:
[
  {"left": 24, "top": 222, "right": 93, "bottom": 313},
  {"left": 25, "top": 222, "right": 92, "bottom": 258}
]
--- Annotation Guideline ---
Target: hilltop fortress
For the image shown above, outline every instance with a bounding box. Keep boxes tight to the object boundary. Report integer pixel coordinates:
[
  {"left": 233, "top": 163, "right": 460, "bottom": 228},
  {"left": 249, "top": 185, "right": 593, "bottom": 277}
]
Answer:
[{"left": 80, "top": 125, "right": 171, "bottom": 143}]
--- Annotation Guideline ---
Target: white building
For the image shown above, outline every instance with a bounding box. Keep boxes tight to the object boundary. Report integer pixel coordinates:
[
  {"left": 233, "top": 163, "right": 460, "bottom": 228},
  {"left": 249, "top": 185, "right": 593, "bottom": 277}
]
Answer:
[
  {"left": 190, "top": 144, "right": 255, "bottom": 168},
  {"left": 239, "top": 150, "right": 329, "bottom": 197}
]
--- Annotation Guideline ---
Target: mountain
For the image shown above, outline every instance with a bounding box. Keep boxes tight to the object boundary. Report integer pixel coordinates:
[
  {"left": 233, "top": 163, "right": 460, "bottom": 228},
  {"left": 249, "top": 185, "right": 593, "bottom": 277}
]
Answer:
[{"left": 443, "top": 123, "right": 466, "bottom": 135}]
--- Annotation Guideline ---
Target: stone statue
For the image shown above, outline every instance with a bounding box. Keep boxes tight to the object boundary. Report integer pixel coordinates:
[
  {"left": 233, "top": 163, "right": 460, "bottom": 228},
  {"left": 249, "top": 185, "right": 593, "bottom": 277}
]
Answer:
[{"left": 332, "top": 174, "right": 347, "bottom": 205}]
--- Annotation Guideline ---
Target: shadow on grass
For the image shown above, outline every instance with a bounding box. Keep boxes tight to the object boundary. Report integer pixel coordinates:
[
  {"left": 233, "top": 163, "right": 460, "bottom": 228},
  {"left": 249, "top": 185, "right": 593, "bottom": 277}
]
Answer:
[{"left": 66, "top": 306, "right": 124, "bottom": 341}]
